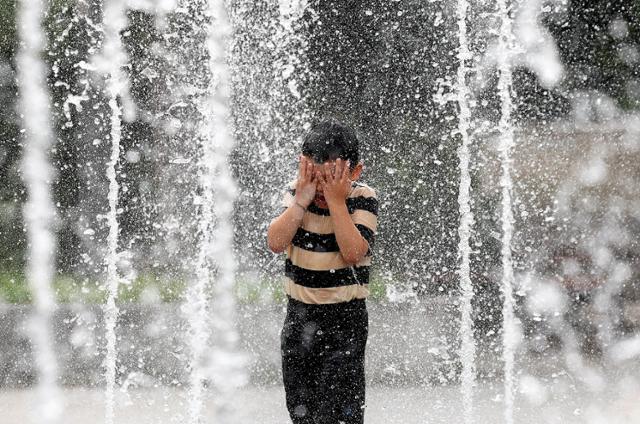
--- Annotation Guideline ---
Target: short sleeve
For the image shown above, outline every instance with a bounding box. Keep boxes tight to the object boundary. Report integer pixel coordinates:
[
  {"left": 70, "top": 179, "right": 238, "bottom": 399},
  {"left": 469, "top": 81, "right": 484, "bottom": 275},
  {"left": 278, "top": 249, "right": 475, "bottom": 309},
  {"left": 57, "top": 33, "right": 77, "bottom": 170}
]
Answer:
[{"left": 350, "top": 185, "right": 378, "bottom": 253}]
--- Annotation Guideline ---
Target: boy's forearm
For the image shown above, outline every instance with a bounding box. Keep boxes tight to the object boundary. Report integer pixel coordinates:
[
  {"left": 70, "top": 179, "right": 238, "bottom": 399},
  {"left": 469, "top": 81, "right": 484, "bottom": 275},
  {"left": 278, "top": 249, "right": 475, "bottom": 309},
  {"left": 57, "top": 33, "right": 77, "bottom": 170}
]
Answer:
[
  {"left": 328, "top": 202, "right": 369, "bottom": 265},
  {"left": 267, "top": 204, "right": 305, "bottom": 253}
]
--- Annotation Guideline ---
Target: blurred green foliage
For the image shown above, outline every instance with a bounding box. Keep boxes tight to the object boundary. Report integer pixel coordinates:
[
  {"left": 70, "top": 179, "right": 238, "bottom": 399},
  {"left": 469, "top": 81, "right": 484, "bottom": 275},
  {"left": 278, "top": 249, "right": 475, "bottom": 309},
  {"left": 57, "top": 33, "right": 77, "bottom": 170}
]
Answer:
[
  {"left": 0, "top": 271, "right": 390, "bottom": 304},
  {"left": 0, "top": 270, "right": 187, "bottom": 304}
]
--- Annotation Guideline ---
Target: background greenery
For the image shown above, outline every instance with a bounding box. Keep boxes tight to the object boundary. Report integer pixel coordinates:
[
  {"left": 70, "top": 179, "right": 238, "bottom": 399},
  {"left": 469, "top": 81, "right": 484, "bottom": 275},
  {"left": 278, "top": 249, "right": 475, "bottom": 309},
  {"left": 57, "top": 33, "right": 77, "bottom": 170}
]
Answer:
[{"left": 0, "top": 269, "right": 388, "bottom": 304}]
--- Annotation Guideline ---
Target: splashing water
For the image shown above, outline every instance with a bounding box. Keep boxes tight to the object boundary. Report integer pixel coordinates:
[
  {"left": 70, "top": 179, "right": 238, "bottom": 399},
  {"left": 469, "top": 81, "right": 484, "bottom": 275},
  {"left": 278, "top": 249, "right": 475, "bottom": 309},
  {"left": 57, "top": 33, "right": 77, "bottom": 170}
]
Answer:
[
  {"left": 16, "top": 0, "right": 62, "bottom": 422},
  {"left": 184, "top": 0, "right": 246, "bottom": 422},
  {"left": 205, "top": 1, "right": 246, "bottom": 419},
  {"left": 183, "top": 156, "right": 213, "bottom": 423},
  {"left": 184, "top": 1, "right": 216, "bottom": 418},
  {"left": 184, "top": 142, "right": 212, "bottom": 422},
  {"left": 99, "top": 0, "right": 132, "bottom": 421},
  {"left": 496, "top": 0, "right": 518, "bottom": 423},
  {"left": 454, "top": 0, "right": 476, "bottom": 422}
]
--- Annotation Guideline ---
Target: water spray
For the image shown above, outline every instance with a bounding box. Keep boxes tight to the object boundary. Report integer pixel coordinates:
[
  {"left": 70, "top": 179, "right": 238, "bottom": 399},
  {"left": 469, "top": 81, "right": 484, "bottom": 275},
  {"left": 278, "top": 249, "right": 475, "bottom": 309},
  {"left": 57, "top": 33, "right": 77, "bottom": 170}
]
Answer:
[
  {"left": 454, "top": 0, "right": 477, "bottom": 421},
  {"left": 100, "top": 0, "right": 133, "bottom": 421},
  {"left": 16, "top": 0, "right": 63, "bottom": 421},
  {"left": 495, "top": 0, "right": 518, "bottom": 422}
]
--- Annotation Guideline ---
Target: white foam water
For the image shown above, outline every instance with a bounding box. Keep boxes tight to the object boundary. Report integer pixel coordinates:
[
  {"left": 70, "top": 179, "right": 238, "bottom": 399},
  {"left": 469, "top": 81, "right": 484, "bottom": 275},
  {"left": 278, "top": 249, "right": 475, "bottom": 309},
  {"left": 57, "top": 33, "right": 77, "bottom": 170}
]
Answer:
[
  {"left": 495, "top": 0, "right": 518, "bottom": 423},
  {"left": 184, "top": 1, "right": 246, "bottom": 422},
  {"left": 16, "top": 0, "right": 63, "bottom": 422},
  {"left": 454, "top": 0, "right": 476, "bottom": 422},
  {"left": 205, "top": 1, "right": 247, "bottom": 418},
  {"left": 100, "top": 0, "right": 131, "bottom": 422},
  {"left": 184, "top": 25, "right": 216, "bottom": 424},
  {"left": 183, "top": 159, "right": 212, "bottom": 424}
]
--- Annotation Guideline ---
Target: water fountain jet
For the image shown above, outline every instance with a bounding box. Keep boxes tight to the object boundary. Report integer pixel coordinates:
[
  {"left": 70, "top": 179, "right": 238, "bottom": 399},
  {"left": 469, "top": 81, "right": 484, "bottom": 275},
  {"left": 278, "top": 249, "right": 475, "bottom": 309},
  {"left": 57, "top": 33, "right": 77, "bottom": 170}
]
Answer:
[
  {"left": 184, "top": 0, "right": 245, "bottom": 422},
  {"left": 495, "top": 0, "right": 518, "bottom": 422},
  {"left": 99, "top": 0, "right": 133, "bottom": 421},
  {"left": 16, "top": 0, "right": 63, "bottom": 421},
  {"left": 454, "top": 0, "right": 476, "bottom": 422}
]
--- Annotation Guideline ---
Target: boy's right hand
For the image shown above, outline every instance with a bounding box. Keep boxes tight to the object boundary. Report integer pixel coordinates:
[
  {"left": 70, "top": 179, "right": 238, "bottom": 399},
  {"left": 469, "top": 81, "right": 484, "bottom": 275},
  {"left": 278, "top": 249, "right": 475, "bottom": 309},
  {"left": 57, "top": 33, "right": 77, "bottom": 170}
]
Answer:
[{"left": 294, "top": 155, "right": 316, "bottom": 208}]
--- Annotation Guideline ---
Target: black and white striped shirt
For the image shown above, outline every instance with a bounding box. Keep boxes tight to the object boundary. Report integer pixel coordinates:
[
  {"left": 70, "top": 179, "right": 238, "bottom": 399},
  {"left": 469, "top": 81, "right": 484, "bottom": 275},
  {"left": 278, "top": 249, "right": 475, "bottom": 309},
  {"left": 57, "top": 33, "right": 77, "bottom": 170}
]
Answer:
[{"left": 281, "top": 180, "right": 378, "bottom": 304}]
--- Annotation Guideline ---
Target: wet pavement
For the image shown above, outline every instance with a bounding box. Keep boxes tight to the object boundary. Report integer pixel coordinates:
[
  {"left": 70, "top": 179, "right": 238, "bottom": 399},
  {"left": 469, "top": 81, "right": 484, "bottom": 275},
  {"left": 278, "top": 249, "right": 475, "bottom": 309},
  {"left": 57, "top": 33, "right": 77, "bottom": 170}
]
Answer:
[{"left": 2, "top": 380, "right": 639, "bottom": 424}]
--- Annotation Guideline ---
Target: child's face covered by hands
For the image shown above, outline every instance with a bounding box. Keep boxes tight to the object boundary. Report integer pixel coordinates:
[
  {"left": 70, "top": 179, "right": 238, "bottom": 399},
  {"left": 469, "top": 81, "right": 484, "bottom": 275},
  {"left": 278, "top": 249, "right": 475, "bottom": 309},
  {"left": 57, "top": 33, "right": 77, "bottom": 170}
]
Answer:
[
  {"left": 315, "top": 158, "right": 353, "bottom": 208},
  {"left": 294, "top": 156, "right": 328, "bottom": 208},
  {"left": 296, "top": 155, "right": 363, "bottom": 209}
]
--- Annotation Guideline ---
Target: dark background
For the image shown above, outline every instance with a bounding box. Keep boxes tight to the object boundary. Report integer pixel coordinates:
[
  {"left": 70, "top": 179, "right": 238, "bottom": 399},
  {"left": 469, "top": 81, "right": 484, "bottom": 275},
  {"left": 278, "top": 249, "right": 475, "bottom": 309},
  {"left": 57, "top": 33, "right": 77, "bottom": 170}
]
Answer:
[{"left": 0, "top": 0, "right": 638, "bottom": 293}]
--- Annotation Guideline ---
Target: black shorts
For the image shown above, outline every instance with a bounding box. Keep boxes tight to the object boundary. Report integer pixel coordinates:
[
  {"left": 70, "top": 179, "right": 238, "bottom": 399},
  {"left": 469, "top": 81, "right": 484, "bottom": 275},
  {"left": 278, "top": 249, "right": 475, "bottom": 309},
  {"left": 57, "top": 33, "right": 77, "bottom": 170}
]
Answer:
[{"left": 281, "top": 296, "right": 368, "bottom": 424}]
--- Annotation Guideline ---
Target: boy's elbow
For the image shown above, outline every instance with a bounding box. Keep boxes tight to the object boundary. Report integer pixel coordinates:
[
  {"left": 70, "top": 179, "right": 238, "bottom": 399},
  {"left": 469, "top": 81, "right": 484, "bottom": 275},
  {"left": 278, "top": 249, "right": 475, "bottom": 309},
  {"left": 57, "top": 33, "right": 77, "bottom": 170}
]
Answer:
[
  {"left": 267, "top": 235, "right": 287, "bottom": 254},
  {"left": 266, "top": 225, "right": 283, "bottom": 253},
  {"left": 269, "top": 245, "right": 286, "bottom": 254},
  {"left": 267, "top": 239, "right": 285, "bottom": 254},
  {"left": 343, "top": 256, "right": 359, "bottom": 266},
  {"left": 342, "top": 251, "right": 366, "bottom": 265},
  {"left": 342, "top": 240, "right": 370, "bottom": 265}
]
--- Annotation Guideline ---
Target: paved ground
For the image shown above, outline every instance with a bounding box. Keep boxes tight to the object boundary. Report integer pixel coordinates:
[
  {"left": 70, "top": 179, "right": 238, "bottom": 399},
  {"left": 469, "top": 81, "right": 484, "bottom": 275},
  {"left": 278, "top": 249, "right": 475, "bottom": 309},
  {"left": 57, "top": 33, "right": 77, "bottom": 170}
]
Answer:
[{"left": 2, "top": 380, "right": 640, "bottom": 424}]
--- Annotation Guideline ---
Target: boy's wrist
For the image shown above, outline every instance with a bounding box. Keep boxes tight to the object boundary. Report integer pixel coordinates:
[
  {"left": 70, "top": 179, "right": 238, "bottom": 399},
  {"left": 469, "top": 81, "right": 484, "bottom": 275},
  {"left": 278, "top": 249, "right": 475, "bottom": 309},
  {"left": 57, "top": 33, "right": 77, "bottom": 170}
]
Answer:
[
  {"left": 326, "top": 198, "right": 348, "bottom": 213},
  {"left": 288, "top": 201, "right": 306, "bottom": 221},
  {"left": 293, "top": 194, "right": 312, "bottom": 208}
]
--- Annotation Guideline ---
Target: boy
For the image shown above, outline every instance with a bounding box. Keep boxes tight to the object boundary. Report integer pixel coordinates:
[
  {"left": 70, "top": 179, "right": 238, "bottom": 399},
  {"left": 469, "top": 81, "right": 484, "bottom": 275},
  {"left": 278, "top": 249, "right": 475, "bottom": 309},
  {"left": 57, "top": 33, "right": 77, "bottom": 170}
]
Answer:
[{"left": 267, "top": 119, "right": 378, "bottom": 424}]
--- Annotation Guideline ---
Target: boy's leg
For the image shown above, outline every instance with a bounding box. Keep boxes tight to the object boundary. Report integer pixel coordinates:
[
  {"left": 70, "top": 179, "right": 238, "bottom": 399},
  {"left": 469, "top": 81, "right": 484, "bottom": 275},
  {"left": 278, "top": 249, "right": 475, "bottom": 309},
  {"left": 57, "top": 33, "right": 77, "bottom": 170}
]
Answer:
[
  {"left": 281, "top": 298, "right": 320, "bottom": 424},
  {"left": 314, "top": 301, "right": 368, "bottom": 424}
]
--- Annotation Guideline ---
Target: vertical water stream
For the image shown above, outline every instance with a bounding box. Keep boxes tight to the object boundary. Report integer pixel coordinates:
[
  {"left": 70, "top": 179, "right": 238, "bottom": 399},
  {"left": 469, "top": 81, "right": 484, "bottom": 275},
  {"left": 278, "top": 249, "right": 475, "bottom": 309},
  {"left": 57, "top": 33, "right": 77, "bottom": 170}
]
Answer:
[
  {"left": 454, "top": 0, "right": 476, "bottom": 422},
  {"left": 16, "top": 0, "right": 63, "bottom": 421},
  {"left": 496, "top": 0, "right": 517, "bottom": 422}
]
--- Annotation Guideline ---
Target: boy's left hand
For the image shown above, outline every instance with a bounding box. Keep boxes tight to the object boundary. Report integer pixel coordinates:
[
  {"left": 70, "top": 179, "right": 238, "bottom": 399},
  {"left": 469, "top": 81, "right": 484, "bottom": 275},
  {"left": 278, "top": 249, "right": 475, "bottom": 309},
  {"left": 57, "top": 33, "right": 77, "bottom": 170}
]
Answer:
[{"left": 317, "top": 158, "right": 352, "bottom": 208}]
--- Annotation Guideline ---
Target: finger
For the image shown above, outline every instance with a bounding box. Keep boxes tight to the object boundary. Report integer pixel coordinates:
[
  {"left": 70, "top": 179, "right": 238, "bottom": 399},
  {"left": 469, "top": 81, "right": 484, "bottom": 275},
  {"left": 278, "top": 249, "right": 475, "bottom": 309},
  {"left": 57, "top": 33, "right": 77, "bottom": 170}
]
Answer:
[
  {"left": 331, "top": 162, "right": 338, "bottom": 181},
  {"left": 335, "top": 158, "right": 343, "bottom": 178},
  {"left": 342, "top": 160, "right": 350, "bottom": 181},
  {"left": 307, "top": 161, "right": 315, "bottom": 181},
  {"left": 306, "top": 161, "right": 314, "bottom": 182},
  {"left": 298, "top": 155, "right": 305, "bottom": 179},
  {"left": 338, "top": 158, "right": 345, "bottom": 175},
  {"left": 316, "top": 171, "right": 326, "bottom": 186},
  {"left": 324, "top": 163, "right": 333, "bottom": 182}
]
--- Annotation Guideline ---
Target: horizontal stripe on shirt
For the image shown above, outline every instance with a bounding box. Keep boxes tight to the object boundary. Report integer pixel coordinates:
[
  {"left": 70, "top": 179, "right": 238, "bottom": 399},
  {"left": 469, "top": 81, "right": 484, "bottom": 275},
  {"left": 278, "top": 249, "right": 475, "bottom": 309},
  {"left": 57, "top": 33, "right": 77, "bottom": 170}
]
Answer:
[
  {"left": 356, "top": 224, "right": 375, "bottom": 246},
  {"left": 351, "top": 209, "right": 378, "bottom": 232},
  {"left": 292, "top": 228, "right": 339, "bottom": 252},
  {"left": 284, "top": 278, "right": 369, "bottom": 304},
  {"left": 291, "top": 225, "right": 375, "bottom": 253},
  {"left": 285, "top": 259, "right": 370, "bottom": 289},
  {"left": 287, "top": 246, "right": 372, "bottom": 271},
  {"left": 299, "top": 209, "right": 378, "bottom": 234}
]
